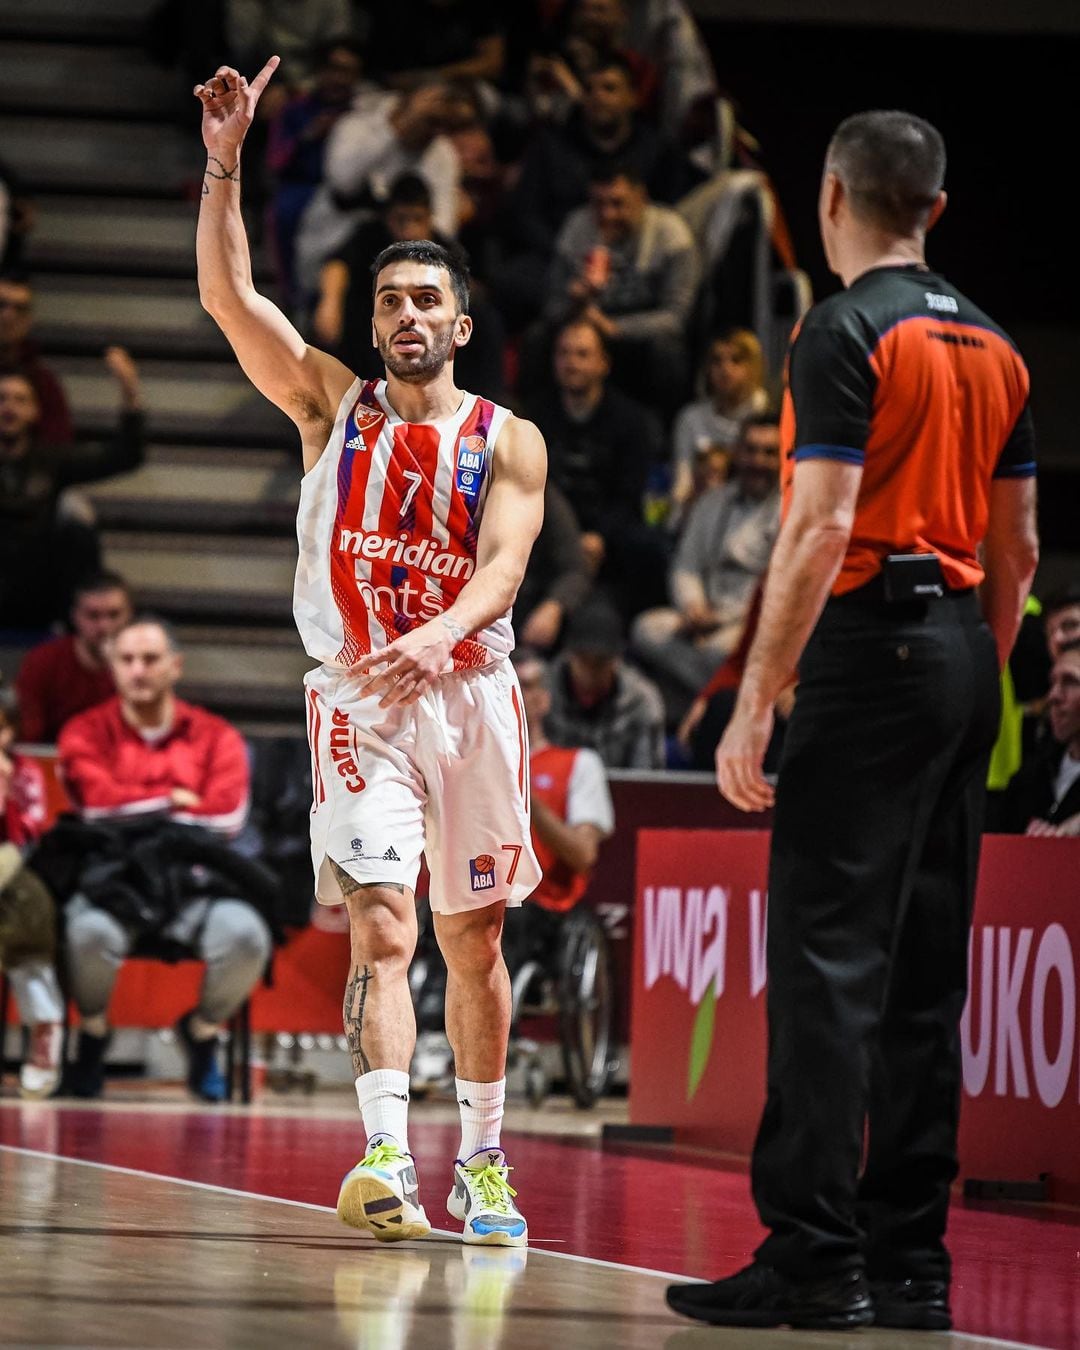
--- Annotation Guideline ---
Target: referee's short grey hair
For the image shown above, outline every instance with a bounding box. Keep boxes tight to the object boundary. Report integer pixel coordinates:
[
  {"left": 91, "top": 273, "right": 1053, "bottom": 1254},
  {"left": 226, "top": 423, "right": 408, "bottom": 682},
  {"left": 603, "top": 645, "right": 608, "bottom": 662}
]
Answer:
[{"left": 827, "top": 110, "right": 946, "bottom": 235}]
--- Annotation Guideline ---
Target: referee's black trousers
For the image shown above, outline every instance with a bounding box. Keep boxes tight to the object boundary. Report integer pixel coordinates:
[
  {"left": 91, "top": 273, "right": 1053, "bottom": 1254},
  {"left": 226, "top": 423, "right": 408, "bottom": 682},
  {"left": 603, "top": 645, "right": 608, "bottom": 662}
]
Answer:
[{"left": 751, "top": 582, "right": 999, "bottom": 1282}]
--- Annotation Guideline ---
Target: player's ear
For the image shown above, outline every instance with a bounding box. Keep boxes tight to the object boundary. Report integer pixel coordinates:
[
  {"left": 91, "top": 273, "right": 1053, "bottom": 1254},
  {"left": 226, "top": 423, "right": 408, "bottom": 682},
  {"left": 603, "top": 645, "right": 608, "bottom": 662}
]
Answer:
[
  {"left": 454, "top": 312, "right": 473, "bottom": 349},
  {"left": 926, "top": 190, "right": 947, "bottom": 233}
]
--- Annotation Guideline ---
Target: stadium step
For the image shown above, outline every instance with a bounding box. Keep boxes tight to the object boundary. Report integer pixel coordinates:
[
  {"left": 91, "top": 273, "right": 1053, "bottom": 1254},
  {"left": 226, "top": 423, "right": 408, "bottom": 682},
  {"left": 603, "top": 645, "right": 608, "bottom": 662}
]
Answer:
[
  {"left": 27, "top": 195, "right": 273, "bottom": 281},
  {"left": 0, "top": 0, "right": 156, "bottom": 44},
  {"left": 86, "top": 444, "right": 299, "bottom": 534},
  {"left": 173, "top": 626, "right": 315, "bottom": 719},
  {"left": 0, "top": 40, "right": 177, "bottom": 120},
  {"left": 0, "top": 114, "right": 197, "bottom": 197},
  {"left": 101, "top": 530, "right": 298, "bottom": 623},
  {"left": 33, "top": 275, "right": 230, "bottom": 362},
  {"left": 53, "top": 355, "right": 295, "bottom": 448}
]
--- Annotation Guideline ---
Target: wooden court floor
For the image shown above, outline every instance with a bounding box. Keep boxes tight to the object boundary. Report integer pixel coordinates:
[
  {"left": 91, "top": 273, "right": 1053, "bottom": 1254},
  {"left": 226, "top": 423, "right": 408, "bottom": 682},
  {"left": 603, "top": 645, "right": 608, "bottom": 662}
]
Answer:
[{"left": 1, "top": 1096, "right": 1077, "bottom": 1349}]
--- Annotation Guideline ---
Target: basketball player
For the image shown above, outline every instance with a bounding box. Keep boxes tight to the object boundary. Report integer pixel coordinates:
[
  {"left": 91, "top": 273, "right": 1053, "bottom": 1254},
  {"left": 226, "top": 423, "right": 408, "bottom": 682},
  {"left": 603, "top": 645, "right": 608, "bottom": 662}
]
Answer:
[{"left": 195, "top": 58, "right": 544, "bottom": 1247}]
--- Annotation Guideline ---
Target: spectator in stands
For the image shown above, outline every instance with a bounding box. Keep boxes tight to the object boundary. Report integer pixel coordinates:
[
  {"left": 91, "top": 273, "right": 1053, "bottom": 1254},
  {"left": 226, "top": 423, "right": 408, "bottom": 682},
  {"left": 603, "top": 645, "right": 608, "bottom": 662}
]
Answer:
[
  {"left": 312, "top": 173, "right": 507, "bottom": 398},
  {"left": 523, "top": 316, "right": 666, "bottom": 619},
  {"left": 1001, "top": 640, "right": 1080, "bottom": 836},
  {"left": 516, "top": 482, "right": 592, "bottom": 652},
  {"left": 365, "top": 0, "right": 506, "bottom": 92},
  {"left": 0, "top": 160, "right": 33, "bottom": 270},
  {"left": 1045, "top": 584, "right": 1080, "bottom": 660},
  {"left": 632, "top": 412, "right": 780, "bottom": 698},
  {"left": 0, "top": 349, "right": 144, "bottom": 629},
  {"left": 56, "top": 617, "right": 273, "bottom": 1102},
  {"left": 498, "top": 54, "right": 694, "bottom": 326},
  {"left": 266, "top": 37, "right": 365, "bottom": 304},
  {"left": 513, "top": 645, "right": 615, "bottom": 914},
  {"left": 621, "top": 0, "right": 718, "bottom": 144},
  {"left": 0, "top": 269, "right": 73, "bottom": 445},
  {"left": 546, "top": 598, "right": 665, "bottom": 769},
  {"left": 542, "top": 164, "right": 699, "bottom": 410},
  {"left": 669, "top": 329, "right": 770, "bottom": 525},
  {"left": 0, "top": 685, "right": 62, "bottom": 1099},
  {"left": 535, "top": 0, "right": 660, "bottom": 117},
  {"left": 15, "top": 571, "right": 133, "bottom": 744},
  {"left": 294, "top": 80, "right": 464, "bottom": 299}
]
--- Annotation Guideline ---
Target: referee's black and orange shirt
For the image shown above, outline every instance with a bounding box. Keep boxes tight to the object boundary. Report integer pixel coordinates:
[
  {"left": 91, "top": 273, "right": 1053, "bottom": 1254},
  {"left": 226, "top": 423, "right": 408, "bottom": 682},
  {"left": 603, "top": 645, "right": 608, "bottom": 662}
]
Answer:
[{"left": 779, "top": 264, "right": 1035, "bottom": 595}]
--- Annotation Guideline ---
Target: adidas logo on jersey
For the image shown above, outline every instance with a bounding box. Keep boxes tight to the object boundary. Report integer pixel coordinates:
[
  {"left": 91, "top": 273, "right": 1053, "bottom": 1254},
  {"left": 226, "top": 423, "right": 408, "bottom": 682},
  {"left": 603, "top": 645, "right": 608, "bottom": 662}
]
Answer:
[
  {"left": 345, "top": 435, "right": 367, "bottom": 451},
  {"left": 382, "top": 847, "right": 400, "bottom": 862}
]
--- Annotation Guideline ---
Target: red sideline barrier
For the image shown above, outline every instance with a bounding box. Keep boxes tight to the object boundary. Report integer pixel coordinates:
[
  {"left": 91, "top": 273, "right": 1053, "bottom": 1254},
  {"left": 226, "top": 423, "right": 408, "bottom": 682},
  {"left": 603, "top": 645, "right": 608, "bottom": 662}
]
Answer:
[{"left": 630, "top": 829, "right": 1080, "bottom": 1206}]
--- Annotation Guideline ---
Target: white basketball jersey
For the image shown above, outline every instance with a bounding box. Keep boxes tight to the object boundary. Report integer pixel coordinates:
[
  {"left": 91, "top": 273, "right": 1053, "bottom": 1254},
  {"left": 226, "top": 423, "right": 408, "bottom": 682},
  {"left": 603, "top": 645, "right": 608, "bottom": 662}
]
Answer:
[{"left": 294, "top": 378, "right": 515, "bottom": 670}]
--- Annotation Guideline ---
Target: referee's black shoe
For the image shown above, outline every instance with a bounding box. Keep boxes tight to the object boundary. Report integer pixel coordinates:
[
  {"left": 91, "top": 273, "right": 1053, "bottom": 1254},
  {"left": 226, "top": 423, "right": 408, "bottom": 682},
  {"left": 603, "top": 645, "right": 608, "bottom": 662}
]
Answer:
[
  {"left": 665, "top": 1261, "right": 874, "bottom": 1329},
  {"left": 870, "top": 1276, "right": 951, "bottom": 1330}
]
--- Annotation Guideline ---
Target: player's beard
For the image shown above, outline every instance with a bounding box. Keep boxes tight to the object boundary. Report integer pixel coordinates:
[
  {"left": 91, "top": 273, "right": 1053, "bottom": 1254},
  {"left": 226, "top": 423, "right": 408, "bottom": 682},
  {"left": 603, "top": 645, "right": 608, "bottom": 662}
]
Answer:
[{"left": 379, "top": 320, "right": 457, "bottom": 382}]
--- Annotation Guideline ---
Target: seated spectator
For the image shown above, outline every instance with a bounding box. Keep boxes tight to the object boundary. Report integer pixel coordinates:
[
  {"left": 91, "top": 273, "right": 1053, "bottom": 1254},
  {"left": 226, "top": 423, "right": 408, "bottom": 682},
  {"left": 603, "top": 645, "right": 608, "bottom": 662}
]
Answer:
[
  {"left": 1045, "top": 584, "right": 1080, "bottom": 660},
  {"left": 0, "top": 160, "right": 32, "bottom": 270},
  {"left": 0, "top": 269, "right": 73, "bottom": 445},
  {"left": 294, "top": 80, "right": 464, "bottom": 299},
  {"left": 515, "top": 646, "right": 615, "bottom": 912},
  {"left": 365, "top": 0, "right": 506, "bottom": 92},
  {"left": 15, "top": 571, "right": 133, "bottom": 744},
  {"left": 54, "top": 617, "right": 275, "bottom": 1102},
  {"left": 499, "top": 56, "right": 695, "bottom": 326},
  {"left": 621, "top": 0, "right": 718, "bottom": 145},
  {"left": 533, "top": 0, "right": 660, "bottom": 118},
  {"left": 516, "top": 482, "right": 591, "bottom": 652},
  {"left": 1001, "top": 640, "right": 1080, "bottom": 836},
  {"left": 546, "top": 599, "right": 665, "bottom": 769},
  {"left": 266, "top": 37, "right": 365, "bottom": 305},
  {"left": 540, "top": 165, "right": 699, "bottom": 412},
  {"left": 312, "top": 173, "right": 507, "bottom": 398},
  {"left": 669, "top": 329, "right": 770, "bottom": 525},
  {"left": 632, "top": 412, "right": 780, "bottom": 700},
  {"left": 0, "top": 349, "right": 144, "bottom": 628},
  {"left": 522, "top": 317, "right": 667, "bottom": 619},
  {"left": 0, "top": 686, "right": 62, "bottom": 1099}
]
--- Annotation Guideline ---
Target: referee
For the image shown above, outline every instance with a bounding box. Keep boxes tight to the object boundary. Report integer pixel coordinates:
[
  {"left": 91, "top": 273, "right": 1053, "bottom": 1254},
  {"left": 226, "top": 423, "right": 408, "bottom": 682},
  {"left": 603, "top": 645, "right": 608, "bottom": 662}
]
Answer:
[{"left": 667, "top": 111, "right": 1039, "bottom": 1331}]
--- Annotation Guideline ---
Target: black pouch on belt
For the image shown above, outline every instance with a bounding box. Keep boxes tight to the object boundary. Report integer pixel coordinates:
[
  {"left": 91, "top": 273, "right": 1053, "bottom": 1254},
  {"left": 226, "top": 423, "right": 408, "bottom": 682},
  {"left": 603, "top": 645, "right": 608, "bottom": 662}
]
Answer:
[{"left": 882, "top": 552, "right": 945, "bottom": 604}]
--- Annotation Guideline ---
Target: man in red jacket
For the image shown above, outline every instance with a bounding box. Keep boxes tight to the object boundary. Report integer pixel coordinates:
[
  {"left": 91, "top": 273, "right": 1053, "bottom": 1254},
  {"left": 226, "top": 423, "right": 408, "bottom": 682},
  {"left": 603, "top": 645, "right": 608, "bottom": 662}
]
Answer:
[{"left": 58, "top": 616, "right": 270, "bottom": 1100}]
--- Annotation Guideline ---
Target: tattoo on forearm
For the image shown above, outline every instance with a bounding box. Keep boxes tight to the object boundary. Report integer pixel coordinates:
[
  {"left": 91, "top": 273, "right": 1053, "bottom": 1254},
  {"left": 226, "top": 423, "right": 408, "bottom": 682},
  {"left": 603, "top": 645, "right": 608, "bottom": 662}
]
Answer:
[
  {"left": 442, "top": 617, "right": 466, "bottom": 643},
  {"left": 202, "top": 155, "right": 240, "bottom": 195},
  {"left": 343, "top": 964, "right": 374, "bottom": 1077},
  {"left": 331, "top": 860, "right": 404, "bottom": 898}
]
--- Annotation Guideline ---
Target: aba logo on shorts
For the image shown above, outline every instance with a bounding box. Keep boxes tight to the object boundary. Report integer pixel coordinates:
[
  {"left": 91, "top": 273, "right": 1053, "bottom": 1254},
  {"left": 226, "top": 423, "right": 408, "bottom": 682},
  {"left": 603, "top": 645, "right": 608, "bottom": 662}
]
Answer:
[
  {"left": 456, "top": 435, "right": 487, "bottom": 500},
  {"left": 469, "top": 853, "right": 496, "bottom": 891}
]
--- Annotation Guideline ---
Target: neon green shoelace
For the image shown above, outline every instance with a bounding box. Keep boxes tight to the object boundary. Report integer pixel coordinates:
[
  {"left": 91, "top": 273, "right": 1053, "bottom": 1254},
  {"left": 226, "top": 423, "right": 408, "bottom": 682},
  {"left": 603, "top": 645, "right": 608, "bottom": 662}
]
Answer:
[
  {"left": 359, "top": 1141, "right": 408, "bottom": 1171},
  {"left": 466, "top": 1163, "right": 517, "bottom": 1213}
]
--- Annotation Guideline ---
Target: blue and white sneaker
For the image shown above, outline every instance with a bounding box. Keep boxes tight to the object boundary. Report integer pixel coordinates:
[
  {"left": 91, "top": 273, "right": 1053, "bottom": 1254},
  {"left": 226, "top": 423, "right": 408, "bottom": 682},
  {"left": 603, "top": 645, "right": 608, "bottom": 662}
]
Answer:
[
  {"left": 446, "top": 1148, "right": 528, "bottom": 1246},
  {"left": 337, "top": 1139, "right": 431, "bottom": 1242}
]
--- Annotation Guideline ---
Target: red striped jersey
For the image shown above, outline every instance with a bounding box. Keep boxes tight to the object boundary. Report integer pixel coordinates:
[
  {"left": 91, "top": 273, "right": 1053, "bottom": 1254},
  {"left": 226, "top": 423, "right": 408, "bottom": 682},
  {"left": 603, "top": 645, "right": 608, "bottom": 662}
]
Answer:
[{"left": 294, "top": 378, "right": 514, "bottom": 670}]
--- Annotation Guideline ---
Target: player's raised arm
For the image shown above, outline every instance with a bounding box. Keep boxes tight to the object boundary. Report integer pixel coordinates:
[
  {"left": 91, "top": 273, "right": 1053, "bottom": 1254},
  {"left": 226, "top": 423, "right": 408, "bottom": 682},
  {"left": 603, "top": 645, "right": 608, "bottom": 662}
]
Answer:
[{"left": 194, "top": 59, "right": 353, "bottom": 459}]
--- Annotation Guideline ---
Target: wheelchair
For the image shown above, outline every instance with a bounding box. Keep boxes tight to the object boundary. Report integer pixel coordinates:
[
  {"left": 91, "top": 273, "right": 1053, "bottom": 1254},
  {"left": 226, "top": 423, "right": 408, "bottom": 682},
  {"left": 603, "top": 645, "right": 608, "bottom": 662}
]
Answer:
[{"left": 408, "top": 899, "right": 617, "bottom": 1109}]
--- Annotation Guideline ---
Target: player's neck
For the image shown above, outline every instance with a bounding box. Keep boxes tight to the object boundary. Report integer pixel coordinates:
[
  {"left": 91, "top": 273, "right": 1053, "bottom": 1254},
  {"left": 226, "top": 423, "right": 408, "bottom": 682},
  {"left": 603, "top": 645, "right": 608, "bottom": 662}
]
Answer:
[{"left": 383, "top": 369, "right": 465, "bottom": 425}]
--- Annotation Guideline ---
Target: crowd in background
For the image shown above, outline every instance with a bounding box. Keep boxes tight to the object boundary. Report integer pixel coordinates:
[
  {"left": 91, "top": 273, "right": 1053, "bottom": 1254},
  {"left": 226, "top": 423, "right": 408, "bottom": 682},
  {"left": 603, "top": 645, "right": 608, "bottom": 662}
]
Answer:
[{"left": 1, "top": 0, "right": 1078, "bottom": 1102}]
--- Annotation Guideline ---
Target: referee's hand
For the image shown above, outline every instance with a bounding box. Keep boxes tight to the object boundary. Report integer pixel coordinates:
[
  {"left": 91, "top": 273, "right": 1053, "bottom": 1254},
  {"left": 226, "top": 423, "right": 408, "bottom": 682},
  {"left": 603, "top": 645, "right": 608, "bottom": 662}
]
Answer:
[{"left": 715, "top": 700, "right": 775, "bottom": 813}]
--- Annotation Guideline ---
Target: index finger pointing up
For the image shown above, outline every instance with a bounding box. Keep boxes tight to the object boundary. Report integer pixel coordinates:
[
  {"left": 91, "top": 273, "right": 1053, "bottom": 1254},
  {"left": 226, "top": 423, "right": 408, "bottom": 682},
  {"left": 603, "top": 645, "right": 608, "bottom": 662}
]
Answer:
[{"left": 249, "top": 54, "right": 281, "bottom": 95}]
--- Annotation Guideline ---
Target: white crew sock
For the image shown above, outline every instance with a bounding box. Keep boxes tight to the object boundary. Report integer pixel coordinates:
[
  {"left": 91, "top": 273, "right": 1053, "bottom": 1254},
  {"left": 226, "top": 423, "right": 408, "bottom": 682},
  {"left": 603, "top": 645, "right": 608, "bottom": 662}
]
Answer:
[
  {"left": 355, "top": 1069, "right": 411, "bottom": 1153},
  {"left": 455, "top": 1077, "right": 505, "bottom": 1161}
]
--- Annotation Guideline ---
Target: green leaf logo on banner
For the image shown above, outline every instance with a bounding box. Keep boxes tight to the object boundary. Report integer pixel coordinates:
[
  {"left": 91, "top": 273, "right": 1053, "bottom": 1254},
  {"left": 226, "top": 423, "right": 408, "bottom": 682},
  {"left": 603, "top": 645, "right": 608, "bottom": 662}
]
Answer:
[{"left": 687, "top": 978, "right": 716, "bottom": 1100}]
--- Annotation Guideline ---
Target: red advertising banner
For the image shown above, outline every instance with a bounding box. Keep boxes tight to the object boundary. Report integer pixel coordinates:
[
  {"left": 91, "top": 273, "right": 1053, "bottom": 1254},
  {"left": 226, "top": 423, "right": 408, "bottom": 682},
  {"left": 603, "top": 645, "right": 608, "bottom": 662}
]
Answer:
[{"left": 631, "top": 830, "right": 1080, "bottom": 1204}]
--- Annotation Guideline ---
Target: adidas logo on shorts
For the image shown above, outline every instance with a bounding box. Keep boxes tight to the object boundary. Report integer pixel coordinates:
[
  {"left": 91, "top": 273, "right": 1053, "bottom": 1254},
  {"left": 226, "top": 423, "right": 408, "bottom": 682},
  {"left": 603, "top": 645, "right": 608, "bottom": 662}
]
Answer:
[{"left": 382, "top": 846, "right": 400, "bottom": 862}]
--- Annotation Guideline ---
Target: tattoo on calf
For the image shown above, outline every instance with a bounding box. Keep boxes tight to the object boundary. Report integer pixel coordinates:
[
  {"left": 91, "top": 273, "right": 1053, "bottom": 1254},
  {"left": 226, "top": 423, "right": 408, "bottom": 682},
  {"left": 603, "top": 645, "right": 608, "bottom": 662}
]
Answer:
[{"left": 343, "top": 964, "right": 374, "bottom": 1077}]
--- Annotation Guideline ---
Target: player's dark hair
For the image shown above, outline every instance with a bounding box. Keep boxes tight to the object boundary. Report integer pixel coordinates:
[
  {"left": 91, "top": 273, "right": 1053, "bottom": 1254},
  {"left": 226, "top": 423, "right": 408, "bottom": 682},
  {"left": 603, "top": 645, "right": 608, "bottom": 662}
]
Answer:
[
  {"left": 827, "top": 110, "right": 946, "bottom": 235},
  {"left": 371, "top": 239, "right": 470, "bottom": 315},
  {"left": 71, "top": 570, "right": 131, "bottom": 605}
]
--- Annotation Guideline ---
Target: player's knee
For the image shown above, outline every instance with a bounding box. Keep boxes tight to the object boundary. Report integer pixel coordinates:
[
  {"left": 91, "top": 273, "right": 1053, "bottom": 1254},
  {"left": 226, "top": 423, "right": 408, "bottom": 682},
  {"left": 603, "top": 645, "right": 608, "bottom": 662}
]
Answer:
[
  {"left": 347, "top": 902, "right": 413, "bottom": 969},
  {"left": 439, "top": 908, "right": 505, "bottom": 977}
]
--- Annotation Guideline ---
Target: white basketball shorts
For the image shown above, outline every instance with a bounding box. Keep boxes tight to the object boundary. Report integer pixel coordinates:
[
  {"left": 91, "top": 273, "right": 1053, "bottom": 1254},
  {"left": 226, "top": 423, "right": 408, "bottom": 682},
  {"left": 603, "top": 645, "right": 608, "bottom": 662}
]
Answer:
[{"left": 304, "top": 659, "right": 541, "bottom": 914}]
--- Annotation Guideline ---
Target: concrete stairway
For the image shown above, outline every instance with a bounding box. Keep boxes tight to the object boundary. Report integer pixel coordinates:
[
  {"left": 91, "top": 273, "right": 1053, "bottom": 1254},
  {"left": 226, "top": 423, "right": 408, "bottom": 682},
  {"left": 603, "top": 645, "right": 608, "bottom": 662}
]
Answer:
[{"left": 1, "top": 0, "right": 313, "bottom": 730}]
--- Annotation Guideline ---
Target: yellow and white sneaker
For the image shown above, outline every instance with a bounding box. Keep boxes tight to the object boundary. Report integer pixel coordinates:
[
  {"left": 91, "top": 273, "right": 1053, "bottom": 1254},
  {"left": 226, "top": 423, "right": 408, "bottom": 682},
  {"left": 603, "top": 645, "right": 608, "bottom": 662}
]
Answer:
[
  {"left": 446, "top": 1148, "right": 528, "bottom": 1247},
  {"left": 337, "top": 1140, "right": 431, "bottom": 1242}
]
